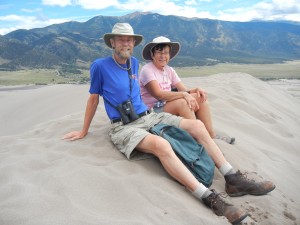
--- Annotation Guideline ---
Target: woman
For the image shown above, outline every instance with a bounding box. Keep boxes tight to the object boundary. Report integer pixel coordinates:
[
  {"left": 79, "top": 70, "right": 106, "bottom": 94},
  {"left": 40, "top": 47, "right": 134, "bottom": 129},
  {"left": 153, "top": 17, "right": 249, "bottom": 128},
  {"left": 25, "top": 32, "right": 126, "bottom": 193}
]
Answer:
[{"left": 139, "top": 36, "right": 235, "bottom": 144}]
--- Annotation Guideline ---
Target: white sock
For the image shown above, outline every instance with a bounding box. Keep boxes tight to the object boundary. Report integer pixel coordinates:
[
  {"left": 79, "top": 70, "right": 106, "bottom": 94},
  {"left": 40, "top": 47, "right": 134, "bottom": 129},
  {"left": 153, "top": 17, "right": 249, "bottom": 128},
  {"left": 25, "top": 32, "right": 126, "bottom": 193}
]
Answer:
[
  {"left": 192, "top": 184, "right": 211, "bottom": 199},
  {"left": 219, "top": 162, "right": 235, "bottom": 176}
]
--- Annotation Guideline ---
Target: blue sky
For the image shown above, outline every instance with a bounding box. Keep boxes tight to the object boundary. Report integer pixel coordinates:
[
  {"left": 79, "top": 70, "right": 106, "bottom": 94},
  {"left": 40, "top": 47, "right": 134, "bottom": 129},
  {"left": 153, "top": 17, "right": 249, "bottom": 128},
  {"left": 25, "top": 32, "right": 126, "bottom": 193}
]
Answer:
[{"left": 0, "top": 0, "right": 300, "bottom": 35}]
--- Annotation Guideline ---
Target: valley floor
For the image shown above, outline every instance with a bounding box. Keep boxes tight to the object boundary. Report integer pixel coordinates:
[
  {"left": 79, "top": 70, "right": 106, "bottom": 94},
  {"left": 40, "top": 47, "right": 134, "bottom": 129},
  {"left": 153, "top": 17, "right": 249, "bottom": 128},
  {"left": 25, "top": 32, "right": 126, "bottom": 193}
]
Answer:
[{"left": 0, "top": 60, "right": 299, "bottom": 86}]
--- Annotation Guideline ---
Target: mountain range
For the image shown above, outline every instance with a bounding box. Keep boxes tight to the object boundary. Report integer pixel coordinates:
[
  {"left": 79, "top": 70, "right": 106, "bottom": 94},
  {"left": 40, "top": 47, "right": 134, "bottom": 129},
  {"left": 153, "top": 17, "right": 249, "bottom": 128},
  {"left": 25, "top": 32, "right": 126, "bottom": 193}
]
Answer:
[{"left": 0, "top": 11, "right": 300, "bottom": 70}]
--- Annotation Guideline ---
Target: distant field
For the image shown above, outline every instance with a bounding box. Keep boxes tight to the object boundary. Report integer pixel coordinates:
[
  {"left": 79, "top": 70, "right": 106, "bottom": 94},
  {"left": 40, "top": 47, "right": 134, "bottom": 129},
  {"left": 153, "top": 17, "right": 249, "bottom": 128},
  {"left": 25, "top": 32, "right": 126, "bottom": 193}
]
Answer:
[
  {"left": 174, "top": 60, "right": 300, "bottom": 79},
  {"left": 0, "top": 60, "right": 299, "bottom": 85},
  {"left": 0, "top": 69, "right": 90, "bottom": 86}
]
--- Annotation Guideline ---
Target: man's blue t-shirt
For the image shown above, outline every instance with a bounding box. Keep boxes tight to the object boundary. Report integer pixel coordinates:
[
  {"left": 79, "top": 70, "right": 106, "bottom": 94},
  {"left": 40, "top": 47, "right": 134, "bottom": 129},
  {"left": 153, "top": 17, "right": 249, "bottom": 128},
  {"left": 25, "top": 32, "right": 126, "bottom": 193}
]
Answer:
[{"left": 89, "top": 56, "right": 148, "bottom": 120}]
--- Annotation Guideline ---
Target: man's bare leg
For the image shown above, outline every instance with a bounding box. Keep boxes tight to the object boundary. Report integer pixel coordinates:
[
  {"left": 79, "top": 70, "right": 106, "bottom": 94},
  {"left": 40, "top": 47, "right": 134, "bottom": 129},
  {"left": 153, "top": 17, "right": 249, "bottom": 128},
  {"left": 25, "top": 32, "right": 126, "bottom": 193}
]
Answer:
[
  {"left": 136, "top": 133, "right": 200, "bottom": 191},
  {"left": 179, "top": 118, "right": 227, "bottom": 168},
  {"left": 136, "top": 131, "right": 248, "bottom": 224}
]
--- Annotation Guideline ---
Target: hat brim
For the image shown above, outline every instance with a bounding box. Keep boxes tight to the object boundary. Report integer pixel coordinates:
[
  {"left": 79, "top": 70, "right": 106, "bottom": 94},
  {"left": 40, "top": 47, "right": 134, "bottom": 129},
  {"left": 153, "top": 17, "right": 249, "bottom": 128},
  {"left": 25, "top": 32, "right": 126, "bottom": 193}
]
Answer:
[
  {"left": 142, "top": 42, "right": 181, "bottom": 61},
  {"left": 103, "top": 33, "right": 143, "bottom": 48}
]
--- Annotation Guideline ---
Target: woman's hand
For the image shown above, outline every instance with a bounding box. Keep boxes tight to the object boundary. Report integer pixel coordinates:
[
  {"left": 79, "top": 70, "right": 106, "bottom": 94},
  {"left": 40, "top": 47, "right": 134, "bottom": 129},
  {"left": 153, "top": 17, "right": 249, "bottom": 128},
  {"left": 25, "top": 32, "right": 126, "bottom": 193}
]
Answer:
[
  {"left": 189, "top": 88, "right": 207, "bottom": 103},
  {"left": 183, "top": 92, "right": 199, "bottom": 111}
]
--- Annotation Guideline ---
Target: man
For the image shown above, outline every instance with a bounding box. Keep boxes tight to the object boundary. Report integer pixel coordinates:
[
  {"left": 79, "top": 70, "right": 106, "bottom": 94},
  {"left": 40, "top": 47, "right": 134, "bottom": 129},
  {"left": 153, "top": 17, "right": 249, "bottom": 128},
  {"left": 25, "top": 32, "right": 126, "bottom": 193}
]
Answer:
[{"left": 63, "top": 23, "right": 275, "bottom": 225}]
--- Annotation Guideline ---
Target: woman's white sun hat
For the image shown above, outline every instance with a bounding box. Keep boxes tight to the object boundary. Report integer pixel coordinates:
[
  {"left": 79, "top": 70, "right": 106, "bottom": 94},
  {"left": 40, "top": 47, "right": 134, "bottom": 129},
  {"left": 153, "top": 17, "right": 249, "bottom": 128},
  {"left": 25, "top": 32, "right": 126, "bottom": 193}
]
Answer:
[
  {"left": 103, "top": 23, "right": 143, "bottom": 48},
  {"left": 142, "top": 36, "right": 181, "bottom": 61}
]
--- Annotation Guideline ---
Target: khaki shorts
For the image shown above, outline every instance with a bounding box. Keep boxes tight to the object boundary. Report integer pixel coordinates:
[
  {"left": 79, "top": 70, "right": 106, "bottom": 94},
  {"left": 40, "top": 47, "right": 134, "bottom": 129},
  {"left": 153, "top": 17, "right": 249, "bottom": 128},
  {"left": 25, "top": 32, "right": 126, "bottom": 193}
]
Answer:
[{"left": 109, "top": 111, "right": 182, "bottom": 159}]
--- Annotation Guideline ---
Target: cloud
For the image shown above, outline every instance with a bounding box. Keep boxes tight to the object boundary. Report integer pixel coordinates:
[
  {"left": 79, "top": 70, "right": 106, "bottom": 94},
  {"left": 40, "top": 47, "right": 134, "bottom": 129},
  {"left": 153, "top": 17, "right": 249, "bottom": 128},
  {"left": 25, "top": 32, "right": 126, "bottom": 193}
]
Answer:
[
  {"left": 1, "top": 0, "right": 300, "bottom": 35},
  {"left": 115, "top": 0, "right": 214, "bottom": 18},
  {"left": 21, "top": 8, "right": 43, "bottom": 13},
  {"left": 253, "top": 0, "right": 300, "bottom": 20},
  {"left": 0, "top": 14, "right": 68, "bottom": 35},
  {"left": 72, "top": 0, "right": 300, "bottom": 22},
  {"left": 42, "top": 0, "right": 120, "bottom": 10},
  {"left": 74, "top": 0, "right": 120, "bottom": 9},
  {"left": 216, "top": 0, "right": 300, "bottom": 21},
  {"left": 39, "top": 0, "right": 300, "bottom": 21},
  {"left": 185, "top": 0, "right": 197, "bottom": 5},
  {"left": 42, "top": 0, "right": 72, "bottom": 7},
  {"left": 43, "top": 0, "right": 213, "bottom": 18}
]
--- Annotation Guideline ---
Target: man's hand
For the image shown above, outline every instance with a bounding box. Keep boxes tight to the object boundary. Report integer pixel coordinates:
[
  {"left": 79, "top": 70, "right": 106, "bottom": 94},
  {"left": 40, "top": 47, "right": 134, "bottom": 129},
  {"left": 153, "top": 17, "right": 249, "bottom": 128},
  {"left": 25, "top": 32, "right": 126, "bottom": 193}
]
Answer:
[
  {"left": 62, "top": 131, "right": 87, "bottom": 141},
  {"left": 62, "top": 94, "right": 99, "bottom": 142}
]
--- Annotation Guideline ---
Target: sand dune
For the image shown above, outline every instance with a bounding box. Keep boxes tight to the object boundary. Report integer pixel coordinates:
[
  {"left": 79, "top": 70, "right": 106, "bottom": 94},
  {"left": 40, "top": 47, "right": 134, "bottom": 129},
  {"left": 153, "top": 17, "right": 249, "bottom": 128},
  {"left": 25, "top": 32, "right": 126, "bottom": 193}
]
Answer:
[{"left": 0, "top": 73, "right": 299, "bottom": 225}]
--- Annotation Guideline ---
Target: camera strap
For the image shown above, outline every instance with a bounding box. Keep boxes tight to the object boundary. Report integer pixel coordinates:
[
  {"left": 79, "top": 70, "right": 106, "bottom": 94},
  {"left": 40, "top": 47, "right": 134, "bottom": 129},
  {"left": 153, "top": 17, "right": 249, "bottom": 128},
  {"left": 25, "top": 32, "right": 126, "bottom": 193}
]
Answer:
[
  {"left": 127, "top": 59, "right": 133, "bottom": 96},
  {"left": 103, "top": 58, "right": 133, "bottom": 110}
]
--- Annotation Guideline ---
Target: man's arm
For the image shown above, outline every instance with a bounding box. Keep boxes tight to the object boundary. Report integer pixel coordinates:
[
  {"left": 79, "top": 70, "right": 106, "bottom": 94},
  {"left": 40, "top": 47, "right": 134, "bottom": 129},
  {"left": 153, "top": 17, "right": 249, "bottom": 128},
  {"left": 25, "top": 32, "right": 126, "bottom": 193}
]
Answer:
[{"left": 63, "top": 94, "right": 99, "bottom": 141}]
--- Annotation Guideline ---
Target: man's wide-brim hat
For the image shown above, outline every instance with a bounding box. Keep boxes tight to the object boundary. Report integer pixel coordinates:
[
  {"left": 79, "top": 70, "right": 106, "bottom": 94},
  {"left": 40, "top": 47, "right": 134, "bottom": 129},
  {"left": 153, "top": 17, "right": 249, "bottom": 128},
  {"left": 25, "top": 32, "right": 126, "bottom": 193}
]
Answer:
[
  {"left": 103, "top": 23, "right": 143, "bottom": 48},
  {"left": 142, "top": 36, "right": 181, "bottom": 61}
]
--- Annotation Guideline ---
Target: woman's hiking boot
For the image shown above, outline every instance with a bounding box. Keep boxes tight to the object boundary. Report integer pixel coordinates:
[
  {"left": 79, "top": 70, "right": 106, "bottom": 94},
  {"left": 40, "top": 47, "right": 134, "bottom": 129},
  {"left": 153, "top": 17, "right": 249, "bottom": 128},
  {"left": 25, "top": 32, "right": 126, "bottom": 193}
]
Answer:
[
  {"left": 225, "top": 170, "right": 276, "bottom": 197},
  {"left": 202, "top": 189, "right": 248, "bottom": 225},
  {"left": 215, "top": 134, "right": 235, "bottom": 144}
]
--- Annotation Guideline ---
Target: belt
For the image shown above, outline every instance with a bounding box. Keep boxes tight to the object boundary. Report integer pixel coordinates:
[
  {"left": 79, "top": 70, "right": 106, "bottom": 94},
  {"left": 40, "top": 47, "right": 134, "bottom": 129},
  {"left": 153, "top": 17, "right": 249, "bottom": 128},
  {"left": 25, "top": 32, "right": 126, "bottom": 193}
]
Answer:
[{"left": 111, "top": 110, "right": 151, "bottom": 124}]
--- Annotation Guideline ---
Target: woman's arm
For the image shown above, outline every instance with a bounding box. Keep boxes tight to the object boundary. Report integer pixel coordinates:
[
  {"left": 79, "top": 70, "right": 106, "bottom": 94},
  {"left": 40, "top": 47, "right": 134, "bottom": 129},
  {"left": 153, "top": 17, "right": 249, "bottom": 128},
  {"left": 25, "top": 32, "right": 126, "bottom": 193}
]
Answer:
[{"left": 145, "top": 80, "right": 189, "bottom": 102}]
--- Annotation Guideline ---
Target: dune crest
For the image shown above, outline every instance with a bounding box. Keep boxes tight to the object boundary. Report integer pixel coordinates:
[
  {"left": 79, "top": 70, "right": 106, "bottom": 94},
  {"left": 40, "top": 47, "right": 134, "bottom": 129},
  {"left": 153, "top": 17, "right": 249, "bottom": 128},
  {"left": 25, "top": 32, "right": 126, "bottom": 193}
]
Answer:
[{"left": 1, "top": 73, "right": 299, "bottom": 225}]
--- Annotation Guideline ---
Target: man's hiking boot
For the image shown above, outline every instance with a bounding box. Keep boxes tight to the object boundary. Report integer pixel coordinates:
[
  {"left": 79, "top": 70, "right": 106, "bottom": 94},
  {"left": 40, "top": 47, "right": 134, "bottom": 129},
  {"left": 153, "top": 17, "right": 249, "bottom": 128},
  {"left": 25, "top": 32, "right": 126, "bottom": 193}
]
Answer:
[
  {"left": 202, "top": 190, "right": 248, "bottom": 225},
  {"left": 225, "top": 170, "right": 276, "bottom": 197}
]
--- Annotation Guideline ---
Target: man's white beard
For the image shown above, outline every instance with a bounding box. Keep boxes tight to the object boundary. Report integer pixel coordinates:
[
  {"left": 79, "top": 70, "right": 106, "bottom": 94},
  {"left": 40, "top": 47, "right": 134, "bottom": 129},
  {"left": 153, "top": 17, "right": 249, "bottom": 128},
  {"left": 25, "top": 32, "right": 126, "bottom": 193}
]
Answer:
[{"left": 116, "top": 48, "right": 132, "bottom": 60}]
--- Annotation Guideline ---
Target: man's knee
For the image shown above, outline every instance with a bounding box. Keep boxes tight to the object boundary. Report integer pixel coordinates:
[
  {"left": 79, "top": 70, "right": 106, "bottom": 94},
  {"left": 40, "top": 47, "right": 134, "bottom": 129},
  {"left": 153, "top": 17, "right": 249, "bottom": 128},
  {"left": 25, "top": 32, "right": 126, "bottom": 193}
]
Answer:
[
  {"left": 194, "top": 119, "right": 205, "bottom": 129},
  {"left": 184, "top": 119, "right": 207, "bottom": 136},
  {"left": 152, "top": 137, "right": 174, "bottom": 158}
]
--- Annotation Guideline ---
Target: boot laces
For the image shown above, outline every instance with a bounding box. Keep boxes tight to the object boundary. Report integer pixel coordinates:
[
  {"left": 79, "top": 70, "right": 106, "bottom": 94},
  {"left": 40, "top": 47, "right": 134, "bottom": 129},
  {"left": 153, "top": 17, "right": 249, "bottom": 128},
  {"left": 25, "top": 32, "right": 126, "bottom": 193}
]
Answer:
[
  {"left": 208, "top": 190, "right": 232, "bottom": 216},
  {"left": 236, "top": 170, "right": 256, "bottom": 183}
]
